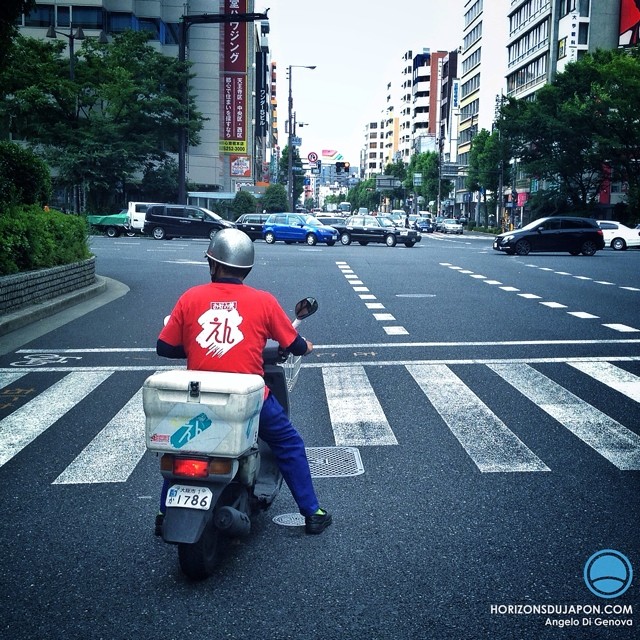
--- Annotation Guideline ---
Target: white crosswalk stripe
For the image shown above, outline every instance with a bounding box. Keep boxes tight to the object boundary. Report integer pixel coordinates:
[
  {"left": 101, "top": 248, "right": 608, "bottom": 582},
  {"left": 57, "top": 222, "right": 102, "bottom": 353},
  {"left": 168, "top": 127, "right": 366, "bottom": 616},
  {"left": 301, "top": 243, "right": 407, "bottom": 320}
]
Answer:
[
  {"left": 0, "top": 360, "right": 639, "bottom": 480},
  {"left": 0, "top": 371, "right": 112, "bottom": 468},
  {"left": 53, "top": 388, "right": 146, "bottom": 484},
  {"left": 407, "top": 364, "right": 549, "bottom": 472},
  {"left": 488, "top": 363, "right": 640, "bottom": 470},
  {"left": 322, "top": 365, "right": 398, "bottom": 446}
]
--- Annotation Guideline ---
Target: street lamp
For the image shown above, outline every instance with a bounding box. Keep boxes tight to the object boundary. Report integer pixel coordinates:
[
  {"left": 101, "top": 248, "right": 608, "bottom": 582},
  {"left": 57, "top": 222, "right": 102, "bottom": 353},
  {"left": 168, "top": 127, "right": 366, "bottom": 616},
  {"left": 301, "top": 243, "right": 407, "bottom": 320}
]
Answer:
[
  {"left": 46, "top": 25, "right": 85, "bottom": 81},
  {"left": 287, "top": 64, "right": 316, "bottom": 211}
]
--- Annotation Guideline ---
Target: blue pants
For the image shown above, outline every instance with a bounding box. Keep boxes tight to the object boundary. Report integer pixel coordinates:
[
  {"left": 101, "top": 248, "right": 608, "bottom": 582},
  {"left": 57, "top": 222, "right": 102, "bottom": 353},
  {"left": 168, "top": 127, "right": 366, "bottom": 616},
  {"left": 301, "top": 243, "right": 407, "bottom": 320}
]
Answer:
[{"left": 160, "top": 393, "right": 319, "bottom": 517}]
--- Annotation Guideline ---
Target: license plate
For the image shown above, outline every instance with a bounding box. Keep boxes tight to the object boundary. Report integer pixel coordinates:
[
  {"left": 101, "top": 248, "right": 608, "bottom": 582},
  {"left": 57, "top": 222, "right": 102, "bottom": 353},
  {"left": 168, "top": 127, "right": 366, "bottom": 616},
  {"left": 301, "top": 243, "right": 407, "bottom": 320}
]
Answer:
[{"left": 165, "top": 484, "right": 212, "bottom": 510}]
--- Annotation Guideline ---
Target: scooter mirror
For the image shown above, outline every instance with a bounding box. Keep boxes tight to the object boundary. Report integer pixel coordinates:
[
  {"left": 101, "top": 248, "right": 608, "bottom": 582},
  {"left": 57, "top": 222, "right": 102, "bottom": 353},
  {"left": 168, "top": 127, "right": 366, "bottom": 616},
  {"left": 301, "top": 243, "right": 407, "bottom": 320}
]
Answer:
[{"left": 294, "top": 297, "right": 318, "bottom": 320}]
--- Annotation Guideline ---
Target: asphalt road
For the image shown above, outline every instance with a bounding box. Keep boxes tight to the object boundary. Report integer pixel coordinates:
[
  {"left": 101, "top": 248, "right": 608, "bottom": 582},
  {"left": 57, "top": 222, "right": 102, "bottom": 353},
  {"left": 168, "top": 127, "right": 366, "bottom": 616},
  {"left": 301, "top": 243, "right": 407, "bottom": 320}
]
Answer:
[{"left": 0, "top": 232, "right": 638, "bottom": 640}]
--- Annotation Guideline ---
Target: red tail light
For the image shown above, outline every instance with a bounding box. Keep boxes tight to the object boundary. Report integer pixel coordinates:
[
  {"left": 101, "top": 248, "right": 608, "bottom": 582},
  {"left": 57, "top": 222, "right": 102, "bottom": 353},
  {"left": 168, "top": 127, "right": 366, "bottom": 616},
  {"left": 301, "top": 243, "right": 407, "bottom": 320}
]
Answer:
[{"left": 173, "top": 458, "right": 209, "bottom": 478}]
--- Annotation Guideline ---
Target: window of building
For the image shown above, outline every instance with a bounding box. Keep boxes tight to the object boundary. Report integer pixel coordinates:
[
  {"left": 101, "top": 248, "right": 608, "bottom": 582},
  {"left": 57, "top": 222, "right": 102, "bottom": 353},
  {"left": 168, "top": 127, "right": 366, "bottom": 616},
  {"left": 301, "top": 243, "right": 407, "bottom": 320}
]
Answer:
[
  {"left": 108, "top": 12, "right": 133, "bottom": 32},
  {"left": 24, "top": 4, "right": 54, "bottom": 27},
  {"left": 578, "top": 22, "right": 588, "bottom": 45},
  {"left": 558, "top": 36, "right": 567, "bottom": 59},
  {"left": 464, "top": 0, "right": 483, "bottom": 28},
  {"left": 579, "top": 0, "right": 590, "bottom": 17},
  {"left": 138, "top": 17, "right": 160, "bottom": 40},
  {"left": 56, "top": 6, "right": 70, "bottom": 27},
  {"left": 72, "top": 6, "right": 104, "bottom": 30}
]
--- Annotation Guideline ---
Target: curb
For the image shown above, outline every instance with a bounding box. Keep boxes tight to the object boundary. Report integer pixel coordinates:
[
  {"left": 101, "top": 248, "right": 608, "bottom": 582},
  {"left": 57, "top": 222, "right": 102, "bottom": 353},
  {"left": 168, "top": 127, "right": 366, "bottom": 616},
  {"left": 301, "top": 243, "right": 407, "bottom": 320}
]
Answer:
[{"left": 0, "top": 275, "right": 108, "bottom": 337}]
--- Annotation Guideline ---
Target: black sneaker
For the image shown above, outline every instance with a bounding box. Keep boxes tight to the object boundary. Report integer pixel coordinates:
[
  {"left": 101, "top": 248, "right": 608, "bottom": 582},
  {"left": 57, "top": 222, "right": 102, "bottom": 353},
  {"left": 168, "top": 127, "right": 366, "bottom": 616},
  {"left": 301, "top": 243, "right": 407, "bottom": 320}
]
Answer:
[
  {"left": 154, "top": 512, "right": 164, "bottom": 537},
  {"left": 305, "top": 509, "right": 332, "bottom": 534}
]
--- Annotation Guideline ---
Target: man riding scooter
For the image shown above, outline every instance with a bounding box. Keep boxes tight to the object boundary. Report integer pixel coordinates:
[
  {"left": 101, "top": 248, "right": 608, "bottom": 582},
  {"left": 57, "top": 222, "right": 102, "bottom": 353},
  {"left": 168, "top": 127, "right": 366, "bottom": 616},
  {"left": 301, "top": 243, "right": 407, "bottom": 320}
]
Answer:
[{"left": 155, "top": 228, "right": 332, "bottom": 535}]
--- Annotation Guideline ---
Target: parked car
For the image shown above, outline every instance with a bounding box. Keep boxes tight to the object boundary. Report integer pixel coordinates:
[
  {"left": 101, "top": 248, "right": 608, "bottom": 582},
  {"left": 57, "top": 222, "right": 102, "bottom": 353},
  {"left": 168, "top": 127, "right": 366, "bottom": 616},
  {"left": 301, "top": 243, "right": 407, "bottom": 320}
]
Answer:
[
  {"left": 143, "top": 204, "right": 235, "bottom": 240},
  {"left": 493, "top": 216, "right": 604, "bottom": 256},
  {"left": 262, "top": 213, "right": 338, "bottom": 246},
  {"left": 87, "top": 210, "right": 136, "bottom": 237},
  {"left": 441, "top": 218, "right": 463, "bottom": 234},
  {"left": 597, "top": 221, "right": 640, "bottom": 251},
  {"left": 235, "top": 213, "right": 269, "bottom": 241},
  {"left": 388, "top": 210, "right": 407, "bottom": 227},
  {"left": 434, "top": 216, "right": 446, "bottom": 231},
  {"left": 339, "top": 215, "right": 421, "bottom": 247},
  {"left": 126, "top": 201, "right": 161, "bottom": 232}
]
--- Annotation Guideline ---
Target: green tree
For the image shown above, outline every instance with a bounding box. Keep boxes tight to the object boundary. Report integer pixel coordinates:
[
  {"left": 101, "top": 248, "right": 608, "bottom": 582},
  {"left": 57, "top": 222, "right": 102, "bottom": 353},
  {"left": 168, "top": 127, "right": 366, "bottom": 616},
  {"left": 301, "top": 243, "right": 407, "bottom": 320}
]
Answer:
[
  {"left": 405, "top": 151, "right": 450, "bottom": 211},
  {"left": 0, "top": 32, "right": 204, "bottom": 211},
  {"left": 139, "top": 159, "right": 179, "bottom": 205},
  {"left": 0, "top": 1, "right": 35, "bottom": 73},
  {"left": 466, "top": 129, "right": 505, "bottom": 225},
  {"left": 347, "top": 177, "right": 378, "bottom": 211},
  {"left": 262, "top": 183, "right": 287, "bottom": 213},
  {"left": 232, "top": 190, "right": 257, "bottom": 218},
  {"left": 499, "top": 47, "right": 640, "bottom": 216},
  {"left": 0, "top": 140, "right": 51, "bottom": 208}
]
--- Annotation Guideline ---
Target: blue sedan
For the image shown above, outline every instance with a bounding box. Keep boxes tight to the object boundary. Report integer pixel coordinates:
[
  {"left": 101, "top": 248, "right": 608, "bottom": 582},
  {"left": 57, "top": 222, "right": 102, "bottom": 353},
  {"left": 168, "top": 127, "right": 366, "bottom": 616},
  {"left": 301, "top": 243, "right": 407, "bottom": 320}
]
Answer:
[{"left": 262, "top": 213, "right": 338, "bottom": 246}]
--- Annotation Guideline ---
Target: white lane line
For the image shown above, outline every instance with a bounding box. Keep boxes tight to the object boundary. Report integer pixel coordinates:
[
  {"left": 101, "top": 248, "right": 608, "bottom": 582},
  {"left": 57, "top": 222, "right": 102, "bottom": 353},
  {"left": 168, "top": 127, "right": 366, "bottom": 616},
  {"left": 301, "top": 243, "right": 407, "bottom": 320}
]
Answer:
[
  {"left": 0, "top": 371, "right": 112, "bottom": 468},
  {"left": 595, "top": 281, "right": 615, "bottom": 286},
  {"left": 365, "top": 303, "right": 385, "bottom": 309},
  {"left": 406, "top": 364, "right": 549, "bottom": 473},
  {"left": 555, "top": 271, "right": 572, "bottom": 276},
  {"left": 484, "top": 280, "right": 503, "bottom": 285},
  {"left": 470, "top": 274, "right": 486, "bottom": 279},
  {"left": 603, "top": 324, "right": 640, "bottom": 333},
  {"left": 518, "top": 293, "right": 542, "bottom": 299},
  {"left": 54, "top": 389, "right": 146, "bottom": 484},
  {"left": 359, "top": 294, "right": 376, "bottom": 300},
  {"left": 567, "top": 361, "right": 640, "bottom": 403},
  {"left": 322, "top": 366, "right": 397, "bottom": 446},
  {"left": 620, "top": 286, "right": 640, "bottom": 291},
  {"left": 349, "top": 280, "right": 364, "bottom": 285},
  {"left": 344, "top": 274, "right": 359, "bottom": 279},
  {"left": 488, "top": 363, "right": 640, "bottom": 470},
  {"left": 373, "top": 314, "right": 396, "bottom": 321},
  {"left": 500, "top": 286, "right": 520, "bottom": 292},
  {"left": 574, "top": 276, "right": 592, "bottom": 280},
  {"left": 383, "top": 326, "right": 409, "bottom": 335},
  {"left": 460, "top": 270, "right": 474, "bottom": 274},
  {"left": 568, "top": 312, "right": 599, "bottom": 319},
  {"left": 540, "top": 302, "right": 568, "bottom": 309},
  {"left": 353, "top": 286, "right": 369, "bottom": 292}
]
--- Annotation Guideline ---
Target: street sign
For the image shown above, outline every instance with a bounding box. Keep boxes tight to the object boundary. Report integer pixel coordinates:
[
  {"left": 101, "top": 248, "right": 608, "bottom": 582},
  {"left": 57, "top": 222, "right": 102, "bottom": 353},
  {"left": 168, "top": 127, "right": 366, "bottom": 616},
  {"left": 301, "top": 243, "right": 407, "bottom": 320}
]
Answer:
[
  {"left": 307, "top": 152, "right": 318, "bottom": 163},
  {"left": 291, "top": 136, "right": 302, "bottom": 147}
]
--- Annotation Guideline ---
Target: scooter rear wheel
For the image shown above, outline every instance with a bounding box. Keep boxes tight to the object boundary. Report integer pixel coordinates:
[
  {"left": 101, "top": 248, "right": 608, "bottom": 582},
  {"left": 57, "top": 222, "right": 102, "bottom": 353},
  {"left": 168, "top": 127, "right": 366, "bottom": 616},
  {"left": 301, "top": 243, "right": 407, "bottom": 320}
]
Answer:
[{"left": 178, "top": 518, "right": 219, "bottom": 580}]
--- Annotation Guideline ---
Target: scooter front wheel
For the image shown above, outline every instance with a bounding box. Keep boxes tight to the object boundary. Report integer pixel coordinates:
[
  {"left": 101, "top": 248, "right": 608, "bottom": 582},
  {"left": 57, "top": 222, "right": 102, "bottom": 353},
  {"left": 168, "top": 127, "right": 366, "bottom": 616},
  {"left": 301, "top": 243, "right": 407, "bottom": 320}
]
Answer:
[{"left": 177, "top": 517, "right": 219, "bottom": 580}]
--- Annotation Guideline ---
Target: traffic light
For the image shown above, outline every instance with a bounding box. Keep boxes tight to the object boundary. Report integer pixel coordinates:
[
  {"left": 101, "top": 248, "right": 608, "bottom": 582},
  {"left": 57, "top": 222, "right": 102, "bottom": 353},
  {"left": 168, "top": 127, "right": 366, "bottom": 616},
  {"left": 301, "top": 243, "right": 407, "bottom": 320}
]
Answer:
[
  {"left": 343, "top": 161, "right": 350, "bottom": 174},
  {"left": 335, "top": 162, "right": 344, "bottom": 173}
]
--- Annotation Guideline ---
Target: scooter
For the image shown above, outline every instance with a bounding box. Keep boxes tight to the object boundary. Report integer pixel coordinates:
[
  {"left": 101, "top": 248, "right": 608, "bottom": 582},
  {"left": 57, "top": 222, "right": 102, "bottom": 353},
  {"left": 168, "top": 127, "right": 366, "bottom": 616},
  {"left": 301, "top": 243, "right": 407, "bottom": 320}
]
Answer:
[{"left": 144, "top": 297, "right": 318, "bottom": 580}]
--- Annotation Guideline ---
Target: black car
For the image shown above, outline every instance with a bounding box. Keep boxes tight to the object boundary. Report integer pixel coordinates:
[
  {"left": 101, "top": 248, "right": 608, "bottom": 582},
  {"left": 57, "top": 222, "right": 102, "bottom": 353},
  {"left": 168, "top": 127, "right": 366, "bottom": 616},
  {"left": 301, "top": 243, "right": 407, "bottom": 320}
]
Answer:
[
  {"left": 339, "top": 215, "right": 421, "bottom": 247},
  {"left": 493, "top": 216, "right": 605, "bottom": 256},
  {"left": 143, "top": 204, "right": 235, "bottom": 240},
  {"left": 235, "top": 213, "right": 269, "bottom": 241}
]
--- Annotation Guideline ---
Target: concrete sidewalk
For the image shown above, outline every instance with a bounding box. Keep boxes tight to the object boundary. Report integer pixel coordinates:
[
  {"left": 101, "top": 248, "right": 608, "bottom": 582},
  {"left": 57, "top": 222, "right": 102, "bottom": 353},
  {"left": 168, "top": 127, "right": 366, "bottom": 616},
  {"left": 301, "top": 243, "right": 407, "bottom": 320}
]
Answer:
[{"left": 0, "top": 276, "right": 129, "bottom": 355}]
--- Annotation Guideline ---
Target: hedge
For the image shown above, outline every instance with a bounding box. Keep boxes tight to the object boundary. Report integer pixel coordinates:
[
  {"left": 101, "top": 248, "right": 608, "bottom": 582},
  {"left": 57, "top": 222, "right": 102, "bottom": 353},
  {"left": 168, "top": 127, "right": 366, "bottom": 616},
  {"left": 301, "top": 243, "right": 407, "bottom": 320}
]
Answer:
[{"left": 0, "top": 204, "right": 91, "bottom": 276}]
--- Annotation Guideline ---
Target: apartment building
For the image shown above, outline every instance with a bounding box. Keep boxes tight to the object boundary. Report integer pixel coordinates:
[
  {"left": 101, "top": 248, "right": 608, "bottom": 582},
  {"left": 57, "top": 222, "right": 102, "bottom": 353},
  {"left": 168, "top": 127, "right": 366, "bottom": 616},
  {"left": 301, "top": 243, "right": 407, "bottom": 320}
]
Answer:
[{"left": 16, "top": 0, "right": 269, "bottom": 200}]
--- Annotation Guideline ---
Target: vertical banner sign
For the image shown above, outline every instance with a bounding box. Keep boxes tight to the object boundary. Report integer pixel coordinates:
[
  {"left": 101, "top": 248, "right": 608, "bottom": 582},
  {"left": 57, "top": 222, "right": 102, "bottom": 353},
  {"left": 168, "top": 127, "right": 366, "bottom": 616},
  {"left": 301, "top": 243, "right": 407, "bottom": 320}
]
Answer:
[
  {"left": 619, "top": 0, "right": 640, "bottom": 46},
  {"left": 255, "top": 51, "right": 268, "bottom": 138},
  {"left": 221, "top": 0, "right": 248, "bottom": 154}
]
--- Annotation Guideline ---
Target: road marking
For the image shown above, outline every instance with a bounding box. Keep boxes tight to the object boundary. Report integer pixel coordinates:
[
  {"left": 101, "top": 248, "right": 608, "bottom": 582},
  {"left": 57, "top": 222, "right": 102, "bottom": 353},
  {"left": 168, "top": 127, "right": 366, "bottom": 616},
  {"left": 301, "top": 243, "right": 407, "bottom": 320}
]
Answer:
[
  {"left": 0, "top": 371, "right": 112, "bottom": 468},
  {"left": 488, "top": 363, "right": 640, "bottom": 470},
  {"left": 383, "top": 326, "right": 409, "bottom": 335},
  {"left": 620, "top": 286, "right": 640, "bottom": 291},
  {"left": 540, "top": 302, "right": 568, "bottom": 309},
  {"left": 0, "top": 372, "right": 28, "bottom": 387},
  {"left": 500, "top": 286, "right": 520, "bottom": 292},
  {"left": 406, "top": 364, "right": 549, "bottom": 473},
  {"left": 518, "top": 293, "right": 542, "bottom": 299},
  {"left": 54, "top": 389, "right": 146, "bottom": 484},
  {"left": 567, "top": 361, "right": 640, "bottom": 403},
  {"left": 568, "top": 312, "right": 599, "bottom": 319},
  {"left": 365, "top": 303, "right": 385, "bottom": 309},
  {"left": 322, "top": 366, "right": 397, "bottom": 446},
  {"left": 373, "top": 313, "right": 395, "bottom": 321},
  {"left": 603, "top": 324, "right": 640, "bottom": 333}
]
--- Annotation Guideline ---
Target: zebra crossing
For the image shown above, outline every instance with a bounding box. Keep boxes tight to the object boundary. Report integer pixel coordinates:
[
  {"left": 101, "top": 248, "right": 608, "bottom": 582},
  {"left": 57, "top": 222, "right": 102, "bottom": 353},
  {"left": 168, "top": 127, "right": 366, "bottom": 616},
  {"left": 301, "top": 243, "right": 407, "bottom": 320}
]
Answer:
[{"left": 0, "top": 358, "right": 639, "bottom": 482}]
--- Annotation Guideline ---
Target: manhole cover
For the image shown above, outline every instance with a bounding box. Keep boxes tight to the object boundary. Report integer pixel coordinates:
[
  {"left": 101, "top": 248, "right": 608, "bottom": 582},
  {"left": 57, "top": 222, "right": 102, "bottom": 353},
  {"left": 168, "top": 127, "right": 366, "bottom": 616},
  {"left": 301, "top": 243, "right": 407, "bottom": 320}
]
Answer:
[
  {"left": 272, "top": 513, "right": 306, "bottom": 527},
  {"left": 306, "top": 446, "right": 364, "bottom": 478}
]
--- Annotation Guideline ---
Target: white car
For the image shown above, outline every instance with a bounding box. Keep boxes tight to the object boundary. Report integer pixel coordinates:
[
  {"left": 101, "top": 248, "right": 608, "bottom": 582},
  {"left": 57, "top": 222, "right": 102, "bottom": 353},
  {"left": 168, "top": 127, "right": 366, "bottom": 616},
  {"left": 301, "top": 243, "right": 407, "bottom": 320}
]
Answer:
[
  {"left": 597, "top": 221, "right": 640, "bottom": 250},
  {"left": 441, "top": 218, "right": 463, "bottom": 234}
]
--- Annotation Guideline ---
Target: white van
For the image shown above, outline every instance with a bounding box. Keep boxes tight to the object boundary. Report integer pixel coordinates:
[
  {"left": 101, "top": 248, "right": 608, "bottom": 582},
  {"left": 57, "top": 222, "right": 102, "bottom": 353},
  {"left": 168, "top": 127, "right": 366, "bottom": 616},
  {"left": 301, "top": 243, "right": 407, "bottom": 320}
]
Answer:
[{"left": 127, "top": 202, "right": 161, "bottom": 232}]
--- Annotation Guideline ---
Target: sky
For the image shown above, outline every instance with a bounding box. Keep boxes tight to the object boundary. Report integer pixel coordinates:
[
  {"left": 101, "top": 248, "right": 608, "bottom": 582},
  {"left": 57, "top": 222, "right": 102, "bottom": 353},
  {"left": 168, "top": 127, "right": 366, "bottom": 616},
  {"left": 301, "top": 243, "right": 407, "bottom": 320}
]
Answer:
[{"left": 253, "top": 0, "right": 464, "bottom": 166}]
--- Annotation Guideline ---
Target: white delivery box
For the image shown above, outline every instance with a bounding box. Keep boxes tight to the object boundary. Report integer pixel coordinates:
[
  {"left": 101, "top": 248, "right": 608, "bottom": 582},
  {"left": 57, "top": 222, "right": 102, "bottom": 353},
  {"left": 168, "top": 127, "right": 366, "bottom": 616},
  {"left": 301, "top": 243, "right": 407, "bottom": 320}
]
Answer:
[{"left": 143, "top": 370, "right": 265, "bottom": 457}]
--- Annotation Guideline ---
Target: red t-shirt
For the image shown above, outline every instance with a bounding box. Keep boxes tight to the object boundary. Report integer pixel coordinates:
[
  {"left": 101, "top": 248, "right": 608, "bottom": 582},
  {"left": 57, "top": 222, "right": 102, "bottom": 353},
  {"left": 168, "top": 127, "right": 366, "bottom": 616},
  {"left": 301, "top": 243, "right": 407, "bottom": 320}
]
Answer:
[{"left": 159, "top": 281, "right": 298, "bottom": 375}]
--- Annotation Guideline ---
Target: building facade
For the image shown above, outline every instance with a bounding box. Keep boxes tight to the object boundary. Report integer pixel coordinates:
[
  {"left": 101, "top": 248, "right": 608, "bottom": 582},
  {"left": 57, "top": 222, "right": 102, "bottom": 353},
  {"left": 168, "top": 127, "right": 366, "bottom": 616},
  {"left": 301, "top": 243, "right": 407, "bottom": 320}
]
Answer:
[{"left": 16, "top": 0, "right": 271, "bottom": 202}]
